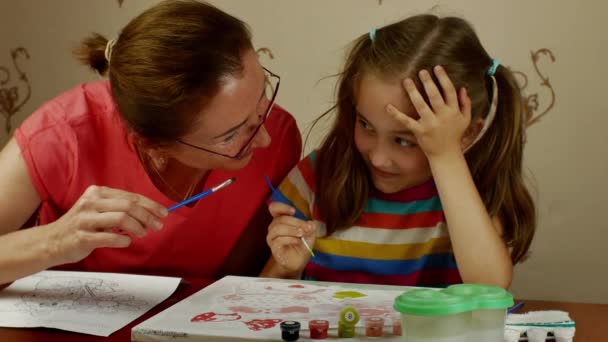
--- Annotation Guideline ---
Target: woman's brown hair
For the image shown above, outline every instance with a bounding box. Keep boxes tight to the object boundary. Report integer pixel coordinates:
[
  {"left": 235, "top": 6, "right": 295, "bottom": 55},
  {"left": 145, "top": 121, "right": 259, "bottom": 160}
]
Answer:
[
  {"left": 73, "top": 0, "right": 253, "bottom": 144},
  {"left": 314, "top": 15, "right": 535, "bottom": 264}
]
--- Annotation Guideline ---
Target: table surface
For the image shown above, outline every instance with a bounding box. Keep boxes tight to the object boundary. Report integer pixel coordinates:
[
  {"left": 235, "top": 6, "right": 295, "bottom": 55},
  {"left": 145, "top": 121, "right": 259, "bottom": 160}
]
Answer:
[{"left": 0, "top": 278, "right": 605, "bottom": 341}]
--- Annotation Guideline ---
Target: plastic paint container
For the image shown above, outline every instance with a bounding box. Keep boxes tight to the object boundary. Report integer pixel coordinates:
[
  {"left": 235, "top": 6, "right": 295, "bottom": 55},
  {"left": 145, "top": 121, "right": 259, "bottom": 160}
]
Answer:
[
  {"left": 393, "top": 284, "right": 513, "bottom": 342},
  {"left": 444, "top": 284, "right": 513, "bottom": 342}
]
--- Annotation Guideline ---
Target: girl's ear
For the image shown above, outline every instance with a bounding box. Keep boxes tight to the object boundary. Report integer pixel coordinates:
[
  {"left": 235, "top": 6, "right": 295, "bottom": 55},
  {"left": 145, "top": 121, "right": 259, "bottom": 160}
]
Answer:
[{"left": 461, "top": 117, "right": 485, "bottom": 151}]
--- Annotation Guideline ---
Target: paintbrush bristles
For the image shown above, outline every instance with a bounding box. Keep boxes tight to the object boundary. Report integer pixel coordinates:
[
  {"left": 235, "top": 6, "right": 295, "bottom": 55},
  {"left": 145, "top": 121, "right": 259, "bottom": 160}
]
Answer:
[{"left": 211, "top": 177, "right": 236, "bottom": 192}]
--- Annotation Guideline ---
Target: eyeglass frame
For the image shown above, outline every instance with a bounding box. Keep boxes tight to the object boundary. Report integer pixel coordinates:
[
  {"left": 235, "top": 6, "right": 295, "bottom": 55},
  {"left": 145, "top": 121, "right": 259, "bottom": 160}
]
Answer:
[{"left": 176, "top": 67, "right": 280, "bottom": 160}]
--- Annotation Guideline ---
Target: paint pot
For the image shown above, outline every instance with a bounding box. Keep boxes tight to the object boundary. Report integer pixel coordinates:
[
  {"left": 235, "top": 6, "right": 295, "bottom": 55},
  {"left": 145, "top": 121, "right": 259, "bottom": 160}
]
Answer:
[
  {"left": 391, "top": 315, "right": 402, "bottom": 336},
  {"left": 309, "top": 319, "right": 329, "bottom": 339},
  {"left": 339, "top": 307, "right": 360, "bottom": 325},
  {"left": 280, "top": 320, "right": 301, "bottom": 341},
  {"left": 338, "top": 307, "right": 360, "bottom": 338},
  {"left": 364, "top": 316, "right": 384, "bottom": 337},
  {"left": 338, "top": 321, "right": 356, "bottom": 338}
]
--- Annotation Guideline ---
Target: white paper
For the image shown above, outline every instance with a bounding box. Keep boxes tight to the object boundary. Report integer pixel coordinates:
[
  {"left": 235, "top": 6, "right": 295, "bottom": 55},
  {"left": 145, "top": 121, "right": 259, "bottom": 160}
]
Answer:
[
  {"left": 0, "top": 270, "right": 181, "bottom": 336},
  {"left": 133, "top": 276, "right": 410, "bottom": 341}
]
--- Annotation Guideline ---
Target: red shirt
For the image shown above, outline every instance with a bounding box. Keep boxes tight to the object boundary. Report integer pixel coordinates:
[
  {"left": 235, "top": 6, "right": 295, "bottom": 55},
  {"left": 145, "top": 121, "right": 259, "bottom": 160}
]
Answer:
[{"left": 14, "top": 81, "right": 301, "bottom": 279}]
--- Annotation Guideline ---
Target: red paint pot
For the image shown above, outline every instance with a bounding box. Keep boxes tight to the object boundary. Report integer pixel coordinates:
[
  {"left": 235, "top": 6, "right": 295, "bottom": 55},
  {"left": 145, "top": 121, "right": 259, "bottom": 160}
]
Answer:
[
  {"left": 364, "top": 316, "right": 384, "bottom": 337},
  {"left": 309, "top": 319, "right": 329, "bottom": 339}
]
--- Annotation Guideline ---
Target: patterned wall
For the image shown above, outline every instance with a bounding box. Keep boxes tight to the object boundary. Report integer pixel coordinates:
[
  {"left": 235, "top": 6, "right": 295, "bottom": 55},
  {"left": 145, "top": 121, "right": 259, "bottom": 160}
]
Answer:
[
  {"left": 0, "top": 0, "right": 606, "bottom": 303},
  {"left": 0, "top": 48, "right": 31, "bottom": 135}
]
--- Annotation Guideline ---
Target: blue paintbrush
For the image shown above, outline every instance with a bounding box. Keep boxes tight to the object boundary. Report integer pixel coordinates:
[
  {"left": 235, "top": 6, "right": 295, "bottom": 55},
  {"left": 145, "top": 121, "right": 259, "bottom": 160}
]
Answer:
[
  {"left": 264, "top": 176, "right": 315, "bottom": 257},
  {"left": 167, "top": 177, "right": 236, "bottom": 212}
]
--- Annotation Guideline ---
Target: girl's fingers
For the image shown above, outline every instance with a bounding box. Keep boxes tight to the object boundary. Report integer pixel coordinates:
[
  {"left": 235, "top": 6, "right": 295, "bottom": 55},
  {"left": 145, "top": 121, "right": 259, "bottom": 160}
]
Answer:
[
  {"left": 386, "top": 104, "right": 422, "bottom": 133},
  {"left": 403, "top": 78, "right": 436, "bottom": 121},
  {"left": 459, "top": 87, "right": 472, "bottom": 120},
  {"left": 268, "top": 201, "right": 296, "bottom": 218},
  {"left": 433, "top": 65, "right": 458, "bottom": 107},
  {"left": 269, "top": 215, "right": 311, "bottom": 233},
  {"left": 270, "top": 236, "right": 304, "bottom": 251},
  {"left": 267, "top": 218, "right": 312, "bottom": 245},
  {"left": 418, "top": 69, "right": 446, "bottom": 112},
  {"left": 270, "top": 238, "right": 310, "bottom": 268}
]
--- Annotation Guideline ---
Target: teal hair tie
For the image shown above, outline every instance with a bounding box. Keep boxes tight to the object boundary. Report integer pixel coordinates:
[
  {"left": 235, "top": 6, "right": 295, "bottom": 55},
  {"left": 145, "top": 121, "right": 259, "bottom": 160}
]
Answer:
[
  {"left": 487, "top": 59, "right": 500, "bottom": 76},
  {"left": 369, "top": 28, "right": 377, "bottom": 42}
]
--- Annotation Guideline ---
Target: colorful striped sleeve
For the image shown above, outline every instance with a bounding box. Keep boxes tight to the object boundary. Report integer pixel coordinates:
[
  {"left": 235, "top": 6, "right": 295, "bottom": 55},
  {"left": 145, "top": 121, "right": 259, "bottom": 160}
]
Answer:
[{"left": 277, "top": 151, "right": 317, "bottom": 219}]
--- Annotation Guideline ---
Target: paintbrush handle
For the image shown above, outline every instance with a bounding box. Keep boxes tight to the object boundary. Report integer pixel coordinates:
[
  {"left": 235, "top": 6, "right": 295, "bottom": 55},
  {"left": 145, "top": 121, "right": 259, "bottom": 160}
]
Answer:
[
  {"left": 167, "top": 177, "right": 235, "bottom": 212},
  {"left": 264, "top": 176, "right": 308, "bottom": 220},
  {"left": 264, "top": 176, "right": 315, "bottom": 257},
  {"left": 167, "top": 190, "right": 212, "bottom": 212}
]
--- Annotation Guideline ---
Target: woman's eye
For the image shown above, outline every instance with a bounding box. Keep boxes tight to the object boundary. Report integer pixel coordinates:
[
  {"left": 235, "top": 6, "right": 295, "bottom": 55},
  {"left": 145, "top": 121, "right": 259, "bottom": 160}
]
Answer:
[
  {"left": 223, "top": 132, "right": 238, "bottom": 143},
  {"left": 396, "top": 137, "right": 415, "bottom": 147}
]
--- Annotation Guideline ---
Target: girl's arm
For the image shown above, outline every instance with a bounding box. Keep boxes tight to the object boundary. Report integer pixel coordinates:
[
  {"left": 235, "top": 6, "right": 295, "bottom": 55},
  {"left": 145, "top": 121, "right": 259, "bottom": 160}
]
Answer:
[
  {"left": 260, "top": 257, "right": 304, "bottom": 279},
  {"left": 429, "top": 152, "right": 512, "bottom": 288},
  {"left": 387, "top": 66, "right": 512, "bottom": 288}
]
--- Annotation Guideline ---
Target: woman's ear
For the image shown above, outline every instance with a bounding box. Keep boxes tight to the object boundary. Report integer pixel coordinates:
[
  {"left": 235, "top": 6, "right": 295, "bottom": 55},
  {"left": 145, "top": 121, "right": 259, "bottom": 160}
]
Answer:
[
  {"left": 461, "top": 117, "right": 485, "bottom": 151},
  {"left": 131, "top": 133, "right": 169, "bottom": 167}
]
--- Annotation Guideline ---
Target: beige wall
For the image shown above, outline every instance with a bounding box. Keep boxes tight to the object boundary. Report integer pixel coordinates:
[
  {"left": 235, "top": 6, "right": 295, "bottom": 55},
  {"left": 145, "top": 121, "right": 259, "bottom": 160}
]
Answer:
[{"left": 1, "top": 0, "right": 606, "bottom": 303}]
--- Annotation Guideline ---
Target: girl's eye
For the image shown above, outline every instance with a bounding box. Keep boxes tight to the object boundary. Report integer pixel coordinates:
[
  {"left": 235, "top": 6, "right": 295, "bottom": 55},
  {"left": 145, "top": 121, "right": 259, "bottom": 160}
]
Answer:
[
  {"left": 358, "top": 119, "right": 373, "bottom": 131},
  {"left": 396, "top": 137, "right": 415, "bottom": 147}
]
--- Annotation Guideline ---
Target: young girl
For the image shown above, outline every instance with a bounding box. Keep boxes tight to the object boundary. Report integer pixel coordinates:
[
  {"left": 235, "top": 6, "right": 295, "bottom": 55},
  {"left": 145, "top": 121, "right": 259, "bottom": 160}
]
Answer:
[{"left": 261, "top": 15, "right": 535, "bottom": 288}]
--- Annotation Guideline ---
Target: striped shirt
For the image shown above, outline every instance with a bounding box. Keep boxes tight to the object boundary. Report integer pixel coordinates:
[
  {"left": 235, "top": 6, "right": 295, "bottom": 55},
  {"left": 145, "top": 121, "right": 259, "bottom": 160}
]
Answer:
[{"left": 278, "top": 151, "right": 462, "bottom": 287}]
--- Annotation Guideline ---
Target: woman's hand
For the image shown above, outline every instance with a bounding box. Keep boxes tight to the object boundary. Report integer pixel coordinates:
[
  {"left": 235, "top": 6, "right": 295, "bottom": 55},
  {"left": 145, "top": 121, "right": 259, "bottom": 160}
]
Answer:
[
  {"left": 266, "top": 202, "right": 316, "bottom": 278},
  {"left": 46, "top": 185, "right": 168, "bottom": 266},
  {"left": 387, "top": 65, "right": 472, "bottom": 160}
]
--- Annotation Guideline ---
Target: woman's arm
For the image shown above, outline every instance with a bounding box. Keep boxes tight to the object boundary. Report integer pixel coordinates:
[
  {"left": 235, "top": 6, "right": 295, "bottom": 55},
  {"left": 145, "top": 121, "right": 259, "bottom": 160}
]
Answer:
[
  {"left": 0, "top": 138, "right": 53, "bottom": 284},
  {"left": 0, "top": 138, "right": 169, "bottom": 285}
]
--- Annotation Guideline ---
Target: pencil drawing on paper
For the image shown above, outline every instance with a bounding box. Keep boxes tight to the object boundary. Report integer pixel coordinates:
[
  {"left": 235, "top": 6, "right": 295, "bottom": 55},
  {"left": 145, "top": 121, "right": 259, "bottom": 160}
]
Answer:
[{"left": 15, "top": 275, "right": 148, "bottom": 315}]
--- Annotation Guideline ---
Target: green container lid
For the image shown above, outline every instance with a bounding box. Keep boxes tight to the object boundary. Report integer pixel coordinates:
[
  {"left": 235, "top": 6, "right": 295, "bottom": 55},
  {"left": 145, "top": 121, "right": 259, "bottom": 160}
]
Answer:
[
  {"left": 393, "top": 289, "right": 474, "bottom": 316},
  {"left": 393, "top": 284, "right": 514, "bottom": 317},
  {"left": 444, "top": 284, "right": 513, "bottom": 310}
]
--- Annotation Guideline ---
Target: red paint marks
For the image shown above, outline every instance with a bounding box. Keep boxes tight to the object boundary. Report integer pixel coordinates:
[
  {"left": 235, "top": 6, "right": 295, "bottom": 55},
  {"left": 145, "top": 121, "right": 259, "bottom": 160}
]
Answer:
[
  {"left": 229, "top": 306, "right": 260, "bottom": 314},
  {"left": 288, "top": 284, "right": 305, "bottom": 288},
  {"left": 223, "top": 294, "right": 243, "bottom": 300},
  {"left": 243, "top": 318, "right": 282, "bottom": 331},
  {"left": 279, "top": 306, "right": 309, "bottom": 314},
  {"left": 191, "top": 312, "right": 242, "bottom": 322}
]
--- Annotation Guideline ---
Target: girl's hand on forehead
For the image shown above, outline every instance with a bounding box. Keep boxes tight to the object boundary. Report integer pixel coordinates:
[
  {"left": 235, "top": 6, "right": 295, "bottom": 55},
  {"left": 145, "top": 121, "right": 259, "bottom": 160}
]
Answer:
[{"left": 386, "top": 65, "right": 471, "bottom": 159}]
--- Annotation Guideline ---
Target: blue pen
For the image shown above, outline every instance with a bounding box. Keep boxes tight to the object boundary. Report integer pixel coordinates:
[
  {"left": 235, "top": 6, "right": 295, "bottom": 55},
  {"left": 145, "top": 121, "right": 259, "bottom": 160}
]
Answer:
[
  {"left": 167, "top": 177, "right": 236, "bottom": 212},
  {"left": 264, "top": 176, "right": 315, "bottom": 257}
]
